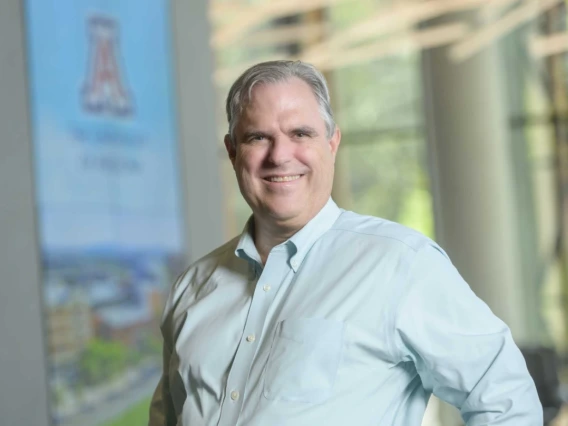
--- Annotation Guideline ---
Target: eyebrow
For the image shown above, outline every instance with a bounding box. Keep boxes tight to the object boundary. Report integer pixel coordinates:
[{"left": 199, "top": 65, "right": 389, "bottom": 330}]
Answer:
[
  {"left": 241, "top": 125, "right": 319, "bottom": 142},
  {"left": 242, "top": 130, "right": 272, "bottom": 141},
  {"left": 290, "top": 126, "right": 318, "bottom": 136}
]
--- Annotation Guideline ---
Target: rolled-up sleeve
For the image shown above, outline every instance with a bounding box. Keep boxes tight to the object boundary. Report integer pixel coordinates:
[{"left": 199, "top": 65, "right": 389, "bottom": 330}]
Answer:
[{"left": 392, "top": 244, "right": 543, "bottom": 425}]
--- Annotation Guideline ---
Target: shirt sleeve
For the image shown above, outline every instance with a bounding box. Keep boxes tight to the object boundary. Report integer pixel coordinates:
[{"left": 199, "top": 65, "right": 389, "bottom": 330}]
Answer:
[
  {"left": 392, "top": 244, "right": 543, "bottom": 425},
  {"left": 148, "top": 271, "right": 187, "bottom": 426},
  {"left": 148, "top": 341, "right": 176, "bottom": 426}
]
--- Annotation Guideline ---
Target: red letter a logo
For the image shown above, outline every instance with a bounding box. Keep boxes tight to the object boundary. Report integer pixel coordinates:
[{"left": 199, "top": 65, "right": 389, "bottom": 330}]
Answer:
[{"left": 82, "top": 16, "right": 133, "bottom": 117}]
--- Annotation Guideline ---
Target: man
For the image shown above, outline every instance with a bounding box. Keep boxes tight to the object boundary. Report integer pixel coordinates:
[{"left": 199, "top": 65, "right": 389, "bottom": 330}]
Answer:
[{"left": 149, "top": 60, "right": 542, "bottom": 425}]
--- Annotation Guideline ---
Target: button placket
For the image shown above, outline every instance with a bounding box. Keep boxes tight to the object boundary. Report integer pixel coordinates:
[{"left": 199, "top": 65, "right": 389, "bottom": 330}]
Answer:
[{"left": 217, "top": 250, "right": 289, "bottom": 426}]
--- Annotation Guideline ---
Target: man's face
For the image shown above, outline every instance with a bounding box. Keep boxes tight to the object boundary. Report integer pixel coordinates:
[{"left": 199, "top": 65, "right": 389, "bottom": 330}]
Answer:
[{"left": 225, "top": 77, "right": 341, "bottom": 230}]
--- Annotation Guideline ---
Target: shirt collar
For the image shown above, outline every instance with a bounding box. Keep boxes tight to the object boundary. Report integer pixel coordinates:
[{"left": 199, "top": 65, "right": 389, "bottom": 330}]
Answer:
[
  {"left": 235, "top": 198, "right": 342, "bottom": 272},
  {"left": 235, "top": 217, "right": 262, "bottom": 266}
]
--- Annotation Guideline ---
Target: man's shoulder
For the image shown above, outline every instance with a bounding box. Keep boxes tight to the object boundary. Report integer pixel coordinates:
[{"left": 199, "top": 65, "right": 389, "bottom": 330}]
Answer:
[
  {"left": 169, "top": 236, "right": 239, "bottom": 289},
  {"left": 160, "top": 236, "right": 242, "bottom": 335},
  {"left": 187, "top": 235, "right": 241, "bottom": 273},
  {"left": 331, "top": 210, "right": 443, "bottom": 254}
]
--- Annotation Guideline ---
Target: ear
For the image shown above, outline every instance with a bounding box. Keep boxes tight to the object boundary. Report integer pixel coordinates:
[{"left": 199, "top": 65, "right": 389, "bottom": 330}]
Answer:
[
  {"left": 329, "top": 126, "right": 341, "bottom": 162},
  {"left": 224, "top": 134, "right": 236, "bottom": 167}
]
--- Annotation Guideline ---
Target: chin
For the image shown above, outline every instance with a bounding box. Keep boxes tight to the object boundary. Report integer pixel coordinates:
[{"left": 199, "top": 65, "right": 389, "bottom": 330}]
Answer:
[{"left": 265, "top": 204, "right": 304, "bottom": 223}]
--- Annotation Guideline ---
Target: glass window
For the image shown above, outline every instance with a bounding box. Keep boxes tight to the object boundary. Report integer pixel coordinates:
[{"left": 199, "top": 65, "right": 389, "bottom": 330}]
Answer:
[{"left": 210, "top": 0, "right": 434, "bottom": 239}]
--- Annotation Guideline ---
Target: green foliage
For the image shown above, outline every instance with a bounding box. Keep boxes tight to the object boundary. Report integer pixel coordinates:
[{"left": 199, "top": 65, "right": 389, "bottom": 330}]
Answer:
[
  {"left": 141, "top": 334, "right": 163, "bottom": 357},
  {"left": 79, "top": 339, "right": 129, "bottom": 386},
  {"left": 101, "top": 397, "right": 152, "bottom": 426},
  {"left": 329, "top": 0, "right": 380, "bottom": 30},
  {"left": 333, "top": 58, "right": 421, "bottom": 133},
  {"left": 398, "top": 186, "right": 434, "bottom": 238},
  {"left": 332, "top": 130, "right": 435, "bottom": 239}
]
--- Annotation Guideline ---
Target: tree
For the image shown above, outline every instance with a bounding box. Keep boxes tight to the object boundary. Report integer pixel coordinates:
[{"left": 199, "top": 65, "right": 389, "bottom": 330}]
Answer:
[{"left": 79, "top": 339, "right": 128, "bottom": 386}]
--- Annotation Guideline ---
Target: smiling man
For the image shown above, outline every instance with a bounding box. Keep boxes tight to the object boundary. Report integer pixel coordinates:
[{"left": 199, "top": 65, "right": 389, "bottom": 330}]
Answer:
[{"left": 149, "top": 60, "right": 542, "bottom": 426}]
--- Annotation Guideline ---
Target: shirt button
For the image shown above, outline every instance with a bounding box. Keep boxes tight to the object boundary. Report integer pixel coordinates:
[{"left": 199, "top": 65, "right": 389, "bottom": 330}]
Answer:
[
  {"left": 230, "top": 390, "right": 240, "bottom": 401},
  {"left": 291, "top": 260, "right": 298, "bottom": 268},
  {"left": 246, "top": 334, "right": 256, "bottom": 343},
  {"left": 263, "top": 285, "right": 271, "bottom": 292}
]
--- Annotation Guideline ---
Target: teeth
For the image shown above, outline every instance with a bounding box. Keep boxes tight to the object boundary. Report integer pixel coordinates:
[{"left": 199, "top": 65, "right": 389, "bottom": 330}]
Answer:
[{"left": 268, "top": 175, "right": 301, "bottom": 182}]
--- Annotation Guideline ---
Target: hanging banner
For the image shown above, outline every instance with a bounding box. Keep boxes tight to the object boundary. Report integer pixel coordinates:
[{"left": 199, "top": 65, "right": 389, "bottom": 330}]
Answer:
[{"left": 25, "top": 2, "right": 186, "bottom": 425}]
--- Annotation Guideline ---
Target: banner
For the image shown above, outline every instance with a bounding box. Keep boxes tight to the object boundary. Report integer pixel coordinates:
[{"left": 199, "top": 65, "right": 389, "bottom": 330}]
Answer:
[{"left": 26, "top": 2, "right": 186, "bottom": 425}]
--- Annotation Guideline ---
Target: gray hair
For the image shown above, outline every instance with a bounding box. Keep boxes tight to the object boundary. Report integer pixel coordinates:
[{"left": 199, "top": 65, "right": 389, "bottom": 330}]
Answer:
[{"left": 225, "top": 60, "right": 335, "bottom": 146}]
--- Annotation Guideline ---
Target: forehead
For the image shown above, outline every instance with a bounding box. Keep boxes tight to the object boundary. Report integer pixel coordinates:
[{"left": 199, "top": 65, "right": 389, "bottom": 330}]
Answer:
[{"left": 244, "top": 77, "right": 320, "bottom": 115}]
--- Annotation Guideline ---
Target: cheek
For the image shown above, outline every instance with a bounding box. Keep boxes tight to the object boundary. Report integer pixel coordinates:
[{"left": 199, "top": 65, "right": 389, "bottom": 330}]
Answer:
[
  {"left": 300, "top": 146, "right": 332, "bottom": 172},
  {"left": 295, "top": 145, "right": 319, "bottom": 166},
  {"left": 236, "top": 147, "right": 265, "bottom": 172},
  {"left": 235, "top": 153, "right": 262, "bottom": 188},
  {"left": 234, "top": 153, "right": 254, "bottom": 174}
]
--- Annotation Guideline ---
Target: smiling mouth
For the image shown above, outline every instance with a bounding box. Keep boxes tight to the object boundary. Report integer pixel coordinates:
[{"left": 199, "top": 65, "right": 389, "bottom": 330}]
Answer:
[{"left": 265, "top": 175, "right": 303, "bottom": 182}]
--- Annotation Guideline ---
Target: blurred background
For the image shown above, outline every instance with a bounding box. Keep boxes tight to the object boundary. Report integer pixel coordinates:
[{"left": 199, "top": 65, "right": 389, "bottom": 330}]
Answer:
[{"left": 2, "top": 0, "right": 568, "bottom": 425}]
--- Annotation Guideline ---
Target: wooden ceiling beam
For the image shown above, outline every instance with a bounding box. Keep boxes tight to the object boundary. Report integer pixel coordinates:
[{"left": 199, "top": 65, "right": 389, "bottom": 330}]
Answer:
[
  {"left": 214, "top": 22, "right": 469, "bottom": 85},
  {"left": 211, "top": 0, "right": 348, "bottom": 47},
  {"left": 211, "top": 21, "right": 325, "bottom": 49},
  {"left": 300, "top": 0, "right": 514, "bottom": 59},
  {"left": 448, "top": 0, "right": 564, "bottom": 62},
  {"left": 306, "top": 22, "right": 470, "bottom": 71},
  {"left": 530, "top": 31, "right": 568, "bottom": 58}
]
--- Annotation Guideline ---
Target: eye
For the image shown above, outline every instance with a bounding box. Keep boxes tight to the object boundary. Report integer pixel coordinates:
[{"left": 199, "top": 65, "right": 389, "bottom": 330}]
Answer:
[{"left": 246, "top": 134, "right": 265, "bottom": 143}]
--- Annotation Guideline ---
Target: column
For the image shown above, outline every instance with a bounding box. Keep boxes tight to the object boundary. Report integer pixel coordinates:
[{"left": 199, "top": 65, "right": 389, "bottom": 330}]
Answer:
[
  {"left": 0, "top": 1, "right": 50, "bottom": 425},
  {"left": 421, "top": 13, "right": 529, "bottom": 426},
  {"left": 172, "top": 0, "right": 227, "bottom": 261}
]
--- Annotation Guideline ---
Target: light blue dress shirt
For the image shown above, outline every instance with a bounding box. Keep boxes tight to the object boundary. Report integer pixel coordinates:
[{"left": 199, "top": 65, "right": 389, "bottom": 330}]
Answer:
[{"left": 149, "top": 198, "right": 542, "bottom": 426}]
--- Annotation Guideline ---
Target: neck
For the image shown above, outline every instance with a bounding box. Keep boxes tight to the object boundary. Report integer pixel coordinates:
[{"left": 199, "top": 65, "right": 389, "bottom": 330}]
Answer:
[
  {"left": 253, "top": 217, "right": 301, "bottom": 265},
  {"left": 251, "top": 197, "right": 331, "bottom": 264}
]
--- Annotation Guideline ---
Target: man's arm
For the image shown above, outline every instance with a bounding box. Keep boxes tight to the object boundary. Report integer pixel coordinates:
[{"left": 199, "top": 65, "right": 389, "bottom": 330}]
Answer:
[
  {"left": 148, "top": 342, "right": 176, "bottom": 426},
  {"left": 392, "top": 244, "right": 543, "bottom": 425},
  {"left": 149, "top": 270, "right": 187, "bottom": 426}
]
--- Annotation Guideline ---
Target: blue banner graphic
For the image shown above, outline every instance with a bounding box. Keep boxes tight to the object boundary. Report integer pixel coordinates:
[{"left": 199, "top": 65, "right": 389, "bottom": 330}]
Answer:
[{"left": 25, "top": 2, "right": 185, "bottom": 425}]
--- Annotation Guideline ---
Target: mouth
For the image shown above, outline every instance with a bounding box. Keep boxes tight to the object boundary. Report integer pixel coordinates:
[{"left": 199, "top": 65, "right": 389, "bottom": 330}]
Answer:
[{"left": 264, "top": 174, "right": 303, "bottom": 183}]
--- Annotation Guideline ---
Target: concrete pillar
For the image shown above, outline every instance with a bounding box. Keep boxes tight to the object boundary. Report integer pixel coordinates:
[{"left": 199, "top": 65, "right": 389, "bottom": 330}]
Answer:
[
  {"left": 421, "top": 14, "right": 529, "bottom": 426},
  {"left": 0, "top": 1, "right": 51, "bottom": 425},
  {"left": 172, "top": 0, "right": 226, "bottom": 261},
  {"left": 421, "top": 20, "right": 526, "bottom": 341}
]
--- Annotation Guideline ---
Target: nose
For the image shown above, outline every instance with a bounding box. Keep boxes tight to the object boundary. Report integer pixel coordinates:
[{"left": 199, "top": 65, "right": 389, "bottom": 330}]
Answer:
[{"left": 265, "top": 135, "right": 293, "bottom": 166}]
